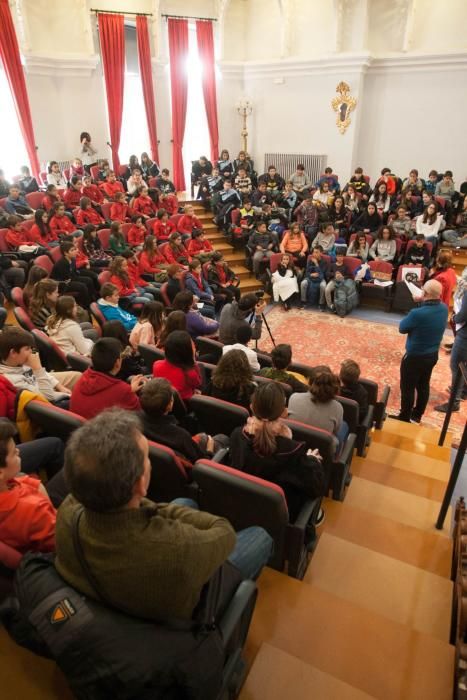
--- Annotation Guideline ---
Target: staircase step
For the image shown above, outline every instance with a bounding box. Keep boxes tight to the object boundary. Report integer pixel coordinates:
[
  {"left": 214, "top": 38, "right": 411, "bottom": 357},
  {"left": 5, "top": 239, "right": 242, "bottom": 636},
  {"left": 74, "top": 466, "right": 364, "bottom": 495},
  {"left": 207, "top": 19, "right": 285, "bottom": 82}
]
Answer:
[
  {"left": 383, "top": 418, "right": 452, "bottom": 447},
  {"left": 305, "top": 533, "right": 452, "bottom": 640},
  {"left": 345, "top": 476, "right": 451, "bottom": 534},
  {"left": 246, "top": 568, "right": 454, "bottom": 700},
  {"left": 372, "top": 429, "right": 452, "bottom": 462},
  {"left": 352, "top": 457, "right": 447, "bottom": 501},
  {"left": 365, "top": 442, "right": 450, "bottom": 481},
  {"left": 322, "top": 499, "right": 452, "bottom": 577},
  {"left": 240, "top": 643, "right": 376, "bottom": 700}
]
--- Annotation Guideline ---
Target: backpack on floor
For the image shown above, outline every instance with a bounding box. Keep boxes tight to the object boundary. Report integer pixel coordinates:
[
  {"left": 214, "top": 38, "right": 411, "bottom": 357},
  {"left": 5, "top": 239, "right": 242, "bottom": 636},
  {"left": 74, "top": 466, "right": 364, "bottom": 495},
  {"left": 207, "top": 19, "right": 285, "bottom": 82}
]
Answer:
[
  {"left": 334, "top": 278, "right": 359, "bottom": 317},
  {"left": 306, "top": 278, "right": 321, "bottom": 306}
]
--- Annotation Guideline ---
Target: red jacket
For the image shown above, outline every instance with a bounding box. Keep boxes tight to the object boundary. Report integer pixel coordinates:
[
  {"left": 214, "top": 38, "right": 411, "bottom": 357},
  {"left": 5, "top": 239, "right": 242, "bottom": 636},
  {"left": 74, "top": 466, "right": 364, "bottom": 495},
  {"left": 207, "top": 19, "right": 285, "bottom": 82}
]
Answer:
[
  {"left": 139, "top": 250, "right": 166, "bottom": 275},
  {"left": 75, "top": 207, "right": 104, "bottom": 227},
  {"left": 29, "top": 224, "right": 56, "bottom": 247},
  {"left": 163, "top": 243, "right": 191, "bottom": 265},
  {"left": 159, "top": 194, "right": 178, "bottom": 215},
  {"left": 100, "top": 181, "right": 125, "bottom": 199},
  {"left": 110, "top": 201, "right": 132, "bottom": 222},
  {"left": 49, "top": 213, "right": 76, "bottom": 237},
  {"left": 177, "top": 214, "right": 203, "bottom": 235},
  {"left": 128, "top": 259, "right": 149, "bottom": 288},
  {"left": 6, "top": 227, "right": 36, "bottom": 249},
  {"left": 0, "top": 475, "right": 56, "bottom": 552},
  {"left": 75, "top": 249, "right": 90, "bottom": 269},
  {"left": 127, "top": 225, "right": 146, "bottom": 247},
  {"left": 63, "top": 188, "right": 81, "bottom": 210},
  {"left": 133, "top": 195, "right": 158, "bottom": 217},
  {"left": 152, "top": 219, "right": 175, "bottom": 242},
  {"left": 70, "top": 368, "right": 140, "bottom": 419},
  {"left": 153, "top": 359, "right": 202, "bottom": 400},
  {"left": 0, "top": 375, "right": 17, "bottom": 421},
  {"left": 186, "top": 237, "right": 213, "bottom": 257},
  {"left": 82, "top": 184, "right": 104, "bottom": 204},
  {"left": 431, "top": 268, "right": 458, "bottom": 306},
  {"left": 109, "top": 273, "right": 136, "bottom": 297},
  {"left": 42, "top": 194, "right": 62, "bottom": 211}
]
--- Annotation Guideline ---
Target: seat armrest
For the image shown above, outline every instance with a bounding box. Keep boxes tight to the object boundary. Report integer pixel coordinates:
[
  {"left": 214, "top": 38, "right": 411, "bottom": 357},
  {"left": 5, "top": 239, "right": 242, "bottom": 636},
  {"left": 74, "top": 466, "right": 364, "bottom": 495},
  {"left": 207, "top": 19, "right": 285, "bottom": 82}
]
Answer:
[
  {"left": 337, "top": 432, "right": 356, "bottom": 467},
  {"left": 212, "top": 447, "right": 229, "bottom": 465},
  {"left": 293, "top": 496, "right": 322, "bottom": 529},
  {"left": 218, "top": 580, "right": 257, "bottom": 646},
  {"left": 361, "top": 405, "right": 374, "bottom": 431}
]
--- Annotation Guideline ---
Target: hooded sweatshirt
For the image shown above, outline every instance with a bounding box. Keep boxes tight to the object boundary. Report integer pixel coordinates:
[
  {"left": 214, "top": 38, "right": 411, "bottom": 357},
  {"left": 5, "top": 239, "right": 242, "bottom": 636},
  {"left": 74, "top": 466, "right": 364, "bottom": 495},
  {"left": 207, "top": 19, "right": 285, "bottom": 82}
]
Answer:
[
  {"left": 218, "top": 299, "right": 263, "bottom": 345},
  {"left": 46, "top": 318, "right": 94, "bottom": 356},
  {"left": 70, "top": 368, "right": 140, "bottom": 419},
  {"left": 97, "top": 298, "right": 137, "bottom": 332}
]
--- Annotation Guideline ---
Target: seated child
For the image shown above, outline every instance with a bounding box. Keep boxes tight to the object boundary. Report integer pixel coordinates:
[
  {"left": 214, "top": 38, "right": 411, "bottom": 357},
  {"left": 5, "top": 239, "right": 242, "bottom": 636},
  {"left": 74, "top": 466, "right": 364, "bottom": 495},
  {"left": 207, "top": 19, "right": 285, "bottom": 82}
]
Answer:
[
  {"left": 186, "top": 229, "right": 214, "bottom": 262},
  {"left": 110, "top": 191, "right": 132, "bottom": 223},
  {"left": 259, "top": 343, "right": 308, "bottom": 393},
  {"left": 127, "top": 215, "right": 147, "bottom": 250},
  {"left": 339, "top": 359, "right": 369, "bottom": 422},
  {"left": 151, "top": 208, "right": 175, "bottom": 242},
  {"left": 97, "top": 282, "right": 138, "bottom": 331}
]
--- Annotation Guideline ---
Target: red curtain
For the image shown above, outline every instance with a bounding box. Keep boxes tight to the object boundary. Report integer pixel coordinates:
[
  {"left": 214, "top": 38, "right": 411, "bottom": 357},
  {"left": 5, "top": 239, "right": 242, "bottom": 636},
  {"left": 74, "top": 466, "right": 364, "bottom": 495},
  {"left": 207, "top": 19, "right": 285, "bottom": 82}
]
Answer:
[
  {"left": 196, "top": 21, "right": 219, "bottom": 164},
  {"left": 136, "top": 16, "right": 159, "bottom": 164},
  {"left": 168, "top": 18, "right": 189, "bottom": 192},
  {"left": 0, "top": 0, "right": 40, "bottom": 178},
  {"left": 98, "top": 12, "right": 125, "bottom": 171}
]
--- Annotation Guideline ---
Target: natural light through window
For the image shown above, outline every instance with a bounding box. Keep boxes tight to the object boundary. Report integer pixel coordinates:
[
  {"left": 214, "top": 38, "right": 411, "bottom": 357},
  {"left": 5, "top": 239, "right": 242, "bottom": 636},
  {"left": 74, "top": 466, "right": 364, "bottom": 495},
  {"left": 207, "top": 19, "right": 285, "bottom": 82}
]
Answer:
[
  {"left": 0, "top": 69, "right": 29, "bottom": 179},
  {"left": 119, "top": 24, "right": 150, "bottom": 164},
  {"left": 182, "top": 22, "right": 210, "bottom": 189}
]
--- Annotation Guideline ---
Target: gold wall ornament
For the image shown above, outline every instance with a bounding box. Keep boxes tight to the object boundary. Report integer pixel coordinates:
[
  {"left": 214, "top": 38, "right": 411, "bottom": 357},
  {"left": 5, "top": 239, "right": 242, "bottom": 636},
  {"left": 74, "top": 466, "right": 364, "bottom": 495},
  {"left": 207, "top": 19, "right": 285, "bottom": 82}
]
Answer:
[{"left": 331, "top": 81, "right": 357, "bottom": 135}]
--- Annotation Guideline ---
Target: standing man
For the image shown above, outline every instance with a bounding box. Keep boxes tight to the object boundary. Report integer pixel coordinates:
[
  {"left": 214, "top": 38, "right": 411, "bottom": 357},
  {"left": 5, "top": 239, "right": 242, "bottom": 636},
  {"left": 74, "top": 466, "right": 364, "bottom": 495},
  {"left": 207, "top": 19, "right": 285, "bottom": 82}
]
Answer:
[{"left": 392, "top": 279, "right": 448, "bottom": 423}]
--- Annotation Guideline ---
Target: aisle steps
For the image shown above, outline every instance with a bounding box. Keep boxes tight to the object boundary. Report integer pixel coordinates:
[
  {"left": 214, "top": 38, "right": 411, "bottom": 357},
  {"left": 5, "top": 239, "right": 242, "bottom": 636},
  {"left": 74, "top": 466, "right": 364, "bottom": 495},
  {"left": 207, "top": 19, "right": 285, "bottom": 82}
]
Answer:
[{"left": 241, "top": 419, "right": 455, "bottom": 699}]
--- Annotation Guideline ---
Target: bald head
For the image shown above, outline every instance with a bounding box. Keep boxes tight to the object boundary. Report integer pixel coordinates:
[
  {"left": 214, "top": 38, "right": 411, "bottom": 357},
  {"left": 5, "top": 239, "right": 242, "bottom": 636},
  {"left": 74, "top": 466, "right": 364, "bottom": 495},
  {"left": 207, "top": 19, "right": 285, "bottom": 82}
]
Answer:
[{"left": 423, "top": 279, "right": 442, "bottom": 300}]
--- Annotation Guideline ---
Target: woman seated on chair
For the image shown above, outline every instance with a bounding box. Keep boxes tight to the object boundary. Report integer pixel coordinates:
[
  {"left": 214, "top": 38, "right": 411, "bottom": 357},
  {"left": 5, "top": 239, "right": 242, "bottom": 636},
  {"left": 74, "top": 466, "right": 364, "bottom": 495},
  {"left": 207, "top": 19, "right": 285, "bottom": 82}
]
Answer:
[
  {"left": 207, "top": 348, "right": 256, "bottom": 410},
  {"left": 271, "top": 254, "right": 300, "bottom": 311},
  {"left": 229, "top": 382, "right": 325, "bottom": 521}
]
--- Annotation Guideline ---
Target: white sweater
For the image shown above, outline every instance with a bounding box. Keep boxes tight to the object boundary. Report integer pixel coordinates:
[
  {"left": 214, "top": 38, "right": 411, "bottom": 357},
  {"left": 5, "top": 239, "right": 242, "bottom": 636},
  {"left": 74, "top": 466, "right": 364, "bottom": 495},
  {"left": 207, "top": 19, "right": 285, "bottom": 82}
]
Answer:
[
  {"left": 415, "top": 213, "right": 446, "bottom": 238},
  {"left": 46, "top": 318, "right": 94, "bottom": 356}
]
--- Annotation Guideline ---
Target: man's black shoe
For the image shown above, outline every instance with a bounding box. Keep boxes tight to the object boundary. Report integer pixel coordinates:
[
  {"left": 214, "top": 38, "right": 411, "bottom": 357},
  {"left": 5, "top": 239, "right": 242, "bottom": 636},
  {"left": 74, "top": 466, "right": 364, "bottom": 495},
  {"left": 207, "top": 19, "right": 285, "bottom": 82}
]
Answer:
[{"left": 435, "top": 402, "right": 460, "bottom": 413}]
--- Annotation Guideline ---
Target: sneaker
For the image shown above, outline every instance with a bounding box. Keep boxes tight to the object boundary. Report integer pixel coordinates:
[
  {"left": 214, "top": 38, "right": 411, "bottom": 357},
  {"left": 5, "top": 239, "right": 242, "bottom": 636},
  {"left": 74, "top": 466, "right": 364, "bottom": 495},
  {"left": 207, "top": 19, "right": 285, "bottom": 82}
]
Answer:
[
  {"left": 435, "top": 402, "right": 460, "bottom": 413},
  {"left": 316, "top": 508, "right": 326, "bottom": 526},
  {"left": 389, "top": 414, "right": 410, "bottom": 422}
]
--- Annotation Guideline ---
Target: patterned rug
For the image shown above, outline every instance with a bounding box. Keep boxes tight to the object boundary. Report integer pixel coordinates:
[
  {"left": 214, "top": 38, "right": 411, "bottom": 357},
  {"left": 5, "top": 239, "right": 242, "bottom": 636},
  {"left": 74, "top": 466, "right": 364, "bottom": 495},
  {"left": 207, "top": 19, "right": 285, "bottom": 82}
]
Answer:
[{"left": 257, "top": 306, "right": 464, "bottom": 447}]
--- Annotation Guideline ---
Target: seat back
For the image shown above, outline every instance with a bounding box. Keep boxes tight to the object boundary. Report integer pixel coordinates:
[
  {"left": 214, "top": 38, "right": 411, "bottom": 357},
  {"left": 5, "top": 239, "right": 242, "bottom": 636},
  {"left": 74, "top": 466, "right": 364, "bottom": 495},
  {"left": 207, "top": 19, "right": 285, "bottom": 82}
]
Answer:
[
  {"left": 253, "top": 373, "right": 292, "bottom": 399},
  {"left": 34, "top": 255, "right": 53, "bottom": 275},
  {"left": 10, "top": 286, "right": 26, "bottom": 311},
  {"left": 147, "top": 440, "right": 192, "bottom": 503},
  {"left": 170, "top": 213, "right": 183, "bottom": 228},
  {"left": 197, "top": 361, "right": 216, "bottom": 386},
  {"left": 193, "top": 460, "right": 288, "bottom": 570},
  {"left": 117, "top": 164, "right": 128, "bottom": 178},
  {"left": 49, "top": 246, "right": 63, "bottom": 263},
  {"left": 256, "top": 351, "right": 273, "bottom": 368},
  {"left": 31, "top": 329, "right": 68, "bottom": 371},
  {"left": 187, "top": 395, "right": 249, "bottom": 436},
  {"left": 24, "top": 399, "right": 85, "bottom": 442},
  {"left": 13, "top": 307, "right": 35, "bottom": 331},
  {"left": 145, "top": 217, "right": 157, "bottom": 234},
  {"left": 25, "top": 191, "right": 44, "bottom": 210},
  {"left": 158, "top": 242, "right": 171, "bottom": 262},
  {"left": 0, "top": 229, "right": 11, "bottom": 253},
  {"left": 138, "top": 343, "right": 165, "bottom": 369},
  {"left": 67, "top": 352, "right": 92, "bottom": 372},
  {"left": 89, "top": 165, "right": 99, "bottom": 181},
  {"left": 90, "top": 302, "right": 107, "bottom": 328},
  {"left": 283, "top": 418, "right": 334, "bottom": 487},
  {"left": 269, "top": 253, "right": 283, "bottom": 273},
  {"left": 395, "top": 263, "right": 424, "bottom": 283},
  {"left": 287, "top": 361, "right": 313, "bottom": 379},
  {"left": 97, "top": 227, "right": 111, "bottom": 249},
  {"left": 348, "top": 233, "right": 373, "bottom": 247},
  {"left": 337, "top": 395, "right": 359, "bottom": 433},
  {"left": 367, "top": 260, "right": 393, "bottom": 278},
  {"left": 195, "top": 337, "right": 223, "bottom": 363},
  {"left": 100, "top": 202, "right": 112, "bottom": 221},
  {"left": 405, "top": 239, "right": 433, "bottom": 257},
  {"left": 343, "top": 256, "right": 362, "bottom": 277},
  {"left": 98, "top": 270, "right": 111, "bottom": 287},
  {"left": 359, "top": 377, "right": 378, "bottom": 406}
]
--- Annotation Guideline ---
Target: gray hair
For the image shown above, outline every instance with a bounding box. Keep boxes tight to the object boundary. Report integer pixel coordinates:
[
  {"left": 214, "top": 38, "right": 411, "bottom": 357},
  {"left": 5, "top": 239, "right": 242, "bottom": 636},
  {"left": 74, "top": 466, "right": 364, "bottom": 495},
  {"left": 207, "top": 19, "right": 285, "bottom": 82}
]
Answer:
[
  {"left": 423, "top": 279, "right": 442, "bottom": 300},
  {"left": 64, "top": 409, "right": 144, "bottom": 512}
]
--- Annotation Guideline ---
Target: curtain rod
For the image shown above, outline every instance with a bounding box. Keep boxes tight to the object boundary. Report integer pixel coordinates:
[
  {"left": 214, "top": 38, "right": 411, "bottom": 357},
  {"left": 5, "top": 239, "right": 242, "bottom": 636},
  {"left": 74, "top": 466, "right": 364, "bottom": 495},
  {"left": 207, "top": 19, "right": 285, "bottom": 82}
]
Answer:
[
  {"left": 162, "top": 14, "right": 217, "bottom": 21},
  {"left": 90, "top": 8, "right": 152, "bottom": 17}
]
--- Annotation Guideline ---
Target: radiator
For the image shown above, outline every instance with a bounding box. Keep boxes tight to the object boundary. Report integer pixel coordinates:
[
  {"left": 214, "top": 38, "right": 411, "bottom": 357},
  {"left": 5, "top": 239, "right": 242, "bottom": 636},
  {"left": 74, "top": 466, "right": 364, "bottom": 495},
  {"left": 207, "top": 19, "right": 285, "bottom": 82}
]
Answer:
[
  {"left": 263, "top": 153, "right": 327, "bottom": 184},
  {"left": 40, "top": 159, "right": 73, "bottom": 173}
]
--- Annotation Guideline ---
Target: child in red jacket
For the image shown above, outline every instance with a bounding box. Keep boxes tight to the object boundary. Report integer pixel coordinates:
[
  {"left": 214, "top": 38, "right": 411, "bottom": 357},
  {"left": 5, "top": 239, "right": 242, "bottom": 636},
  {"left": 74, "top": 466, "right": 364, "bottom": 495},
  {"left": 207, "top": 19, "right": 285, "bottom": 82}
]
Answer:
[
  {"left": 138, "top": 235, "right": 168, "bottom": 282},
  {"left": 152, "top": 209, "right": 175, "bottom": 242},
  {"left": 42, "top": 184, "right": 62, "bottom": 212},
  {"left": 49, "top": 202, "right": 81, "bottom": 238},
  {"left": 100, "top": 171, "right": 125, "bottom": 200},
  {"left": 177, "top": 204, "right": 204, "bottom": 236},
  {"left": 30, "top": 209, "right": 59, "bottom": 248},
  {"left": 126, "top": 252, "right": 160, "bottom": 297},
  {"left": 6, "top": 215, "right": 44, "bottom": 252},
  {"left": 0, "top": 421, "right": 56, "bottom": 553},
  {"left": 63, "top": 176, "right": 83, "bottom": 211},
  {"left": 132, "top": 185, "right": 158, "bottom": 219},
  {"left": 186, "top": 229, "right": 214, "bottom": 262},
  {"left": 127, "top": 215, "right": 147, "bottom": 249},
  {"left": 81, "top": 174, "right": 104, "bottom": 205},
  {"left": 75, "top": 197, "right": 105, "bottom": 228},
  {"left": 110, "top": 191, "right": 132, "bottom": 223},
  {"left": 109, "top": 255, "right": 154, "bottom": 306},
  {"left": 164, "top": 232, "right": 191, "bottom": 266}
]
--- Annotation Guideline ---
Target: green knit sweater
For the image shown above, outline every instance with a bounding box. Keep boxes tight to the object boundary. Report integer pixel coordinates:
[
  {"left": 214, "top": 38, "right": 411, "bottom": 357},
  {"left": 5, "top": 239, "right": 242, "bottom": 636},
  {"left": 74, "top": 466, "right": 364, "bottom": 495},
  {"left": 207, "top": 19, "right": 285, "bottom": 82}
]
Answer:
[{"left": 55, "top": 495, "right": 236, "bottom": 621}]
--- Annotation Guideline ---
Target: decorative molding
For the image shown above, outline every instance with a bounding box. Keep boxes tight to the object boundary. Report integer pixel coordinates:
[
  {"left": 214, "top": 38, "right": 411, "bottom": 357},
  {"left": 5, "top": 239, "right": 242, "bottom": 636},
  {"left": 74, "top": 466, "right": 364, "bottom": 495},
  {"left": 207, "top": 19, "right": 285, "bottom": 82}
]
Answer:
[
  {"left": 23, "top": 53, "right": 100, "bottom": 77},
  {"left": 369, "top": 51, "right": 467, "bottom": 74}
]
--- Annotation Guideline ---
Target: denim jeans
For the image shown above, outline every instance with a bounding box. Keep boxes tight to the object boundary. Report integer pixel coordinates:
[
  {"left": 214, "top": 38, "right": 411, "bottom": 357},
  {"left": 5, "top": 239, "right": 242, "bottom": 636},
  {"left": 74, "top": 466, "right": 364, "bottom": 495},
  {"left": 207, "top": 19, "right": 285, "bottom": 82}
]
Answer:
[
  {"left": 451, "top": 336, "right": 467, "bottom": 401},
  {"left": 171, "top": 498, "right": 274, "bottom": 580}
]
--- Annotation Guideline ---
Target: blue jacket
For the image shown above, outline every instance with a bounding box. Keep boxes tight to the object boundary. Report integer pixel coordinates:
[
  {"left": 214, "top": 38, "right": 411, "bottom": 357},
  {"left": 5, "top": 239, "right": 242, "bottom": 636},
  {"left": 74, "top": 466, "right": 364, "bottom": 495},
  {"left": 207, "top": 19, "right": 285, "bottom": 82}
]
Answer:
[
  {"left": 5, "top": 194, "right": 31, "bottom": 215},
  {"left": 399, "top": 300, "right": 448, "bottom": 355},
  {"left": 185, "top": 273, "right": 213, "bottom": 302},
  {"left": 97, "top": 300, "right": 137, "bottom": 332},
  {"left": 453, "top": 293, "right": 467, "bottom": 342}
]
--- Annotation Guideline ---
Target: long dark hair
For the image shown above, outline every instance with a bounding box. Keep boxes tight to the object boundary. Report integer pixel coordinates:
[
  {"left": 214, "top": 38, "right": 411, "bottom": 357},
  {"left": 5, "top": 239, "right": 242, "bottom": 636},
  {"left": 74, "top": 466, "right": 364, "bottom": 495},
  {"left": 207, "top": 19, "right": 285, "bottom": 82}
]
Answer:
[
  {"left": 212, "top": 349, "right": 253, "bottom": 398},
  {"left": 138, "top": 301, "right": 164, "bottom": 337},
  {"left": 34, "top": 208, "right": 50, "bottom": 235},
  {"left": 164, "top": 330, "right": 195, "bottom": 370},
  {"left": 158, "top": 311, "right": 186, "bottom": 347},
  {"left": 250, "top": 383, "right": 287, "bottom": 456}
]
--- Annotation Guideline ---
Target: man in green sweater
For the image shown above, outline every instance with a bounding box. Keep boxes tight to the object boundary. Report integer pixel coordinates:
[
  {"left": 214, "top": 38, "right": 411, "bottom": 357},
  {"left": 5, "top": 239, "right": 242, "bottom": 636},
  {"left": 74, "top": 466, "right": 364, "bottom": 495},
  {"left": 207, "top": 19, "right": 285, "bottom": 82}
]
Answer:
[{"left": 55, "top": 409, "right": 272, "bottom": 622}]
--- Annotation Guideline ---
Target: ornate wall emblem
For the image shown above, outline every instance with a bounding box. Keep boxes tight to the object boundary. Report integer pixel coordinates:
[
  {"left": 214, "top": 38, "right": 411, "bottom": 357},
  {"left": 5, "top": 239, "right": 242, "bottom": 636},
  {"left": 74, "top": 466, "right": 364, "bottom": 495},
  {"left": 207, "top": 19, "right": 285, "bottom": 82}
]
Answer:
[{"left": 331, "top": 81, "right": 357, "bottom": 134}]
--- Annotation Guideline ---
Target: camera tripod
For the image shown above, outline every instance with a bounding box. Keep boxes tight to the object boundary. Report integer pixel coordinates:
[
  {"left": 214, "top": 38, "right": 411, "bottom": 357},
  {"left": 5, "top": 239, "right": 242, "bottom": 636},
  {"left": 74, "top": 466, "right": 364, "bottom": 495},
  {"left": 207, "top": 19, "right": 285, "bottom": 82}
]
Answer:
[{"left": 254, "top": 311, "right": 276, "bottom": 350}]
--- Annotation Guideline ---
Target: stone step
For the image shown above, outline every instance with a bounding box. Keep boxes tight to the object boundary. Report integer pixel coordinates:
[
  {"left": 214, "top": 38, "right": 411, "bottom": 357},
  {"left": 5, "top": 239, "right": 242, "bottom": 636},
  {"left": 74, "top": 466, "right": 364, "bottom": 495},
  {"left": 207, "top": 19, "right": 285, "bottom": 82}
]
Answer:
[
  {"left": 344, "top": 475, "right": 451, "bottom": 535},
  {"left": 305, "top": 532, "right": 452, "bottom": 640},
  {"left": 240, "top": 643, "right": 376, "bottom": 700},
  {"left": 246, "top": 568, "right": 454, "bottom": 700},
  {"left": 322, "top": 499, "right": 452, "bottom": 577}
]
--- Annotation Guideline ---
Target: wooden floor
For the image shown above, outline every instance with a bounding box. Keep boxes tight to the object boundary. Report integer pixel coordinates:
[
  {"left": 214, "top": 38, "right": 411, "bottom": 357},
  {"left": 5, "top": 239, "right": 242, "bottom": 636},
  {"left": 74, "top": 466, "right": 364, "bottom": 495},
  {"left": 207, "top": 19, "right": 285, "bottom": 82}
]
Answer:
[
  {"left": 0, "top": 418, "right": 455, "bottom": 698},
  {"left": 240, "top": 418, "right": 455, "bottom": 699}
]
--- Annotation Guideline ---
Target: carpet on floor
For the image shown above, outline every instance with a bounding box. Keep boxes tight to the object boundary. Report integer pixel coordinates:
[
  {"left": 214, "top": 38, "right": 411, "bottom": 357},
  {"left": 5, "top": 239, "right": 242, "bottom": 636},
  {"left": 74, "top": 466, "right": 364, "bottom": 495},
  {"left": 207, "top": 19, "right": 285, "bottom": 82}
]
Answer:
[{"left": 257, "top": 306, "right": 464, "bottom": 446}]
